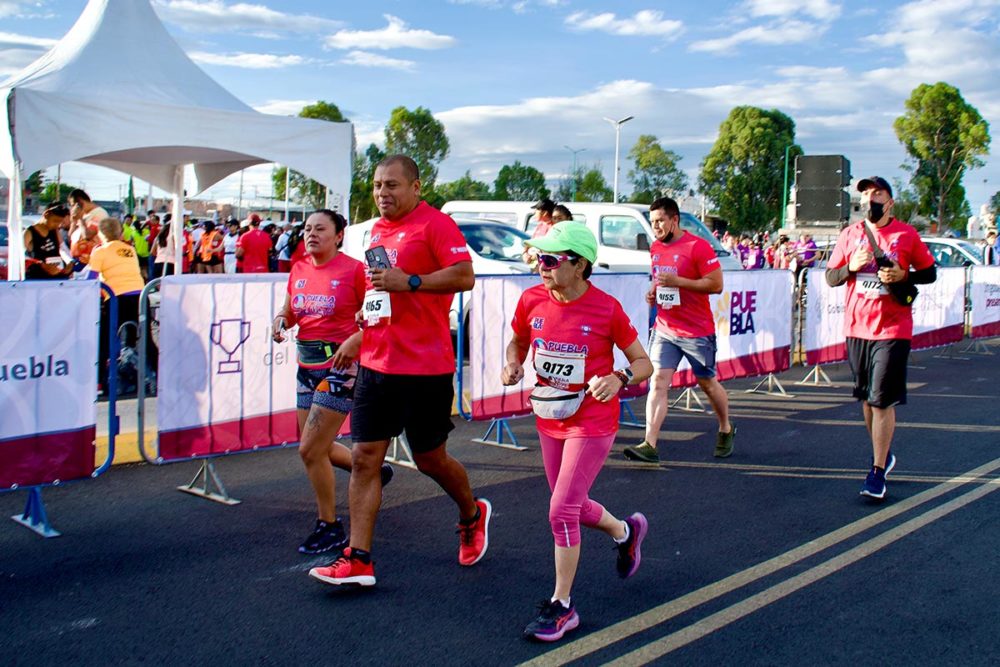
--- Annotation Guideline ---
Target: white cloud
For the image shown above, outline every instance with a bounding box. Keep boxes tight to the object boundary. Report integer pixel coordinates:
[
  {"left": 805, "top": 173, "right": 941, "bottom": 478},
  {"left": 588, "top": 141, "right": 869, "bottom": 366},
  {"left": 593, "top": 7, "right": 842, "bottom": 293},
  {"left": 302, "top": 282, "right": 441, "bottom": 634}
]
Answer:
[
  {"left": 153, "top": 0, "right": 342, "bottom": 36},
  {"left": 691, "top": 18, "right": 824, "bottom": 53},
  {"left": 340, "top": 51, "right": 415, "bottom": 71},
  {"left": 253, "top": 99, "right": 315, "bottom": 116},
  {"left": 0, "top": 31, "right": 57, "bottom": 77},
  {"left": 746, "top": 0, "right": 842, "bottom": 20},
  {"left": 0, "top": 1, "right": 52, "bottom": 19},
  {"left": 325, "top": 15, "right": 456, "bottom": 51},
  {"left": 0, "top": 30, "right": 57, "bottom": 49},
  {"left": 189, "top": 51, "right": 310, "bottom": 68},
  {"left": 565, "top": 10, "right": 683, "bottom": 38}
]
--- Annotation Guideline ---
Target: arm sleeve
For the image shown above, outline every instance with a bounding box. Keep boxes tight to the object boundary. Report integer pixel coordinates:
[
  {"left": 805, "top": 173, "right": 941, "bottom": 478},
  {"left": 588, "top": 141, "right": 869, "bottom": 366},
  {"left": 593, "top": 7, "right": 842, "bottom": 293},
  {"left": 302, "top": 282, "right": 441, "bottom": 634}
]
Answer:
[
  {"left": 430, "top": 216, "right": 473, "bottom": 269},
  {"left": 611, "top": 299, "right": 640, "bottom": 350},
  {"left": 909, "top": 264, "right": 936, "bottom": 285},
  {"left": 826, "top": 265, "right": 851, "bottom": 287}
]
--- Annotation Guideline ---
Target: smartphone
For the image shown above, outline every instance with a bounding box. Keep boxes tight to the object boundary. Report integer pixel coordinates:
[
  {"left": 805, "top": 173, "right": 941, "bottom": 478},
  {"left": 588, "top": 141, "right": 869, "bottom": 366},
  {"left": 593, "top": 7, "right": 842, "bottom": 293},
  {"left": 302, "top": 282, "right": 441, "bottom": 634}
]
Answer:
[{"left": 365, "top": 245, "right": 391, "bottom": 269}]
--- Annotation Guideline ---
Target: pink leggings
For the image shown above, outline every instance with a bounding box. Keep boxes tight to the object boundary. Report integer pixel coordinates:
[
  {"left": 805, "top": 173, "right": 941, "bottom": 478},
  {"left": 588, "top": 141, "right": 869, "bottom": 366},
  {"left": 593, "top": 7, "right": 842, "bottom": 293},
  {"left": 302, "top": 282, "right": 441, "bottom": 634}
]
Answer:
[{"left": 539, "top": 432, "right": 616, "bottom": 548}]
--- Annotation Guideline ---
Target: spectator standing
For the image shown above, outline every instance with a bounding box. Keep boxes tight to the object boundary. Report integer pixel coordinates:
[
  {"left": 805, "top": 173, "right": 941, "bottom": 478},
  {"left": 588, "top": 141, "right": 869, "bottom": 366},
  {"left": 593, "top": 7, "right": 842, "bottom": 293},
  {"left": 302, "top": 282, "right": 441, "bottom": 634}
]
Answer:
[
  {"left": 986, "top": 229, "right": 999, "bottom": 265},
  {"left": 275, "top": 223, "right": 293, "bottom": 272},
  {"left": 531, "top": 198, "right": 557, "bottom": 238},
  {"left": 24, "top": 203, "right": 73, "bottom": 280},
  {"left": 196, "top": 221, "right": 225, "bottom": 274},
  {"left": 236, "top": 215, "right": 272, "bottom": 273},
  {"left": 67, "top": 189, "right": 109, "bottom": 245},
  {"left": 222, "top": 220, "right": 240, "bottom": 273},
  {"left": 153, "top": 222, "right": 176, "bottom": 278}
]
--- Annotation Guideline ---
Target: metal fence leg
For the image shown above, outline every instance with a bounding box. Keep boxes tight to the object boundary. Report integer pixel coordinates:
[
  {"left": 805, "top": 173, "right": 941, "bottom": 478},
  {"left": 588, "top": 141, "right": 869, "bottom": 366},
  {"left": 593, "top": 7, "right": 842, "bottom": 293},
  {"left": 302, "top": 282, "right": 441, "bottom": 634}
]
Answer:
[
  {"left": 746, "top": 373, "right": 794, "bottom": 397},
  {"left": 385, "top": 434, "right": 418, "bottom": 469},
  {"left": 961, "top": 339, "right": 993, "bottom": 355},
  {"left": 619, "top": 400, "right": 644, "bottom": 428},
  {"left": 796, "top": 364, "right": 833, "bottom": 386},
  {"left": 670, "top": 387, "right": 706, "bottom": 412},
  {"left": 177, "top": 460, "right": 240, "bottom": 505},
  {"left": 471, "top": 418, "right": 528, "bottom": 451},
  {"left": 11, "top": 487, "right": 61, "bottom": 538}
]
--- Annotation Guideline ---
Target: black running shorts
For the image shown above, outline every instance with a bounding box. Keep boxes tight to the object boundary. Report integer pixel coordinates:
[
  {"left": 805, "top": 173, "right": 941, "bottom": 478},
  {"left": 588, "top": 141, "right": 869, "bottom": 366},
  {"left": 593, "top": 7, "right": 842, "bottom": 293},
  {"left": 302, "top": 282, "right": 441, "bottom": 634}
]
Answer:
[
  {"left": 846, "top": 337, "right": 911, "bottom": 408},
  {"left": 350, "top": 366, "right": 456, "bottom": 453}
]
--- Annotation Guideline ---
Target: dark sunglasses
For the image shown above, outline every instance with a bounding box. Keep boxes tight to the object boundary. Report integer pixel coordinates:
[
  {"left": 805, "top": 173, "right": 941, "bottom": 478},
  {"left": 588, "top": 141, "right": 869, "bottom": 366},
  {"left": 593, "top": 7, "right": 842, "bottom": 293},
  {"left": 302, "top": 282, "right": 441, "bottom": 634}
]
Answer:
[{"left": 537, "top": 253, "right": 574, "bottom": 270}]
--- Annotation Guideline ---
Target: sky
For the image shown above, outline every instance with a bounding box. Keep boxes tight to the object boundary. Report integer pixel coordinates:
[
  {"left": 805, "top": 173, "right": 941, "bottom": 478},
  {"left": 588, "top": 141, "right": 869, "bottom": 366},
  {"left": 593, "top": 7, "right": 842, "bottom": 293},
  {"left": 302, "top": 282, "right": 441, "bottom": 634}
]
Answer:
[{"left": 2, "top": 0, "right": 999, "bottom": 220}]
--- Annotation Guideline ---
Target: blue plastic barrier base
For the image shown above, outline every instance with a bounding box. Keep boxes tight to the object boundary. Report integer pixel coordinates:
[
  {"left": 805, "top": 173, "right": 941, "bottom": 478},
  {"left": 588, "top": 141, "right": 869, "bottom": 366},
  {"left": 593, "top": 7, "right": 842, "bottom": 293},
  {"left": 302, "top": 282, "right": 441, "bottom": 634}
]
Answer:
[
  {"left": 619, "top": 399, "right": 643, "bottom": 428},
  {"left": 471, "top": 418, "right": 528, "bottom": 451},
  {"left": 11, "top": 487, "right": 61, "bottom": 538}
]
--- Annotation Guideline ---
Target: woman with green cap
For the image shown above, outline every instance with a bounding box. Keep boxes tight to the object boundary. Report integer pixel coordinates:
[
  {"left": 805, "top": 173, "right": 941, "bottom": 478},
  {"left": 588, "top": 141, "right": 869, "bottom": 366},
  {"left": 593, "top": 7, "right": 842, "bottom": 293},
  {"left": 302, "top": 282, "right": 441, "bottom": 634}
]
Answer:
[{"left": 501, "top": 221, "right": 653, "bottom": 642}]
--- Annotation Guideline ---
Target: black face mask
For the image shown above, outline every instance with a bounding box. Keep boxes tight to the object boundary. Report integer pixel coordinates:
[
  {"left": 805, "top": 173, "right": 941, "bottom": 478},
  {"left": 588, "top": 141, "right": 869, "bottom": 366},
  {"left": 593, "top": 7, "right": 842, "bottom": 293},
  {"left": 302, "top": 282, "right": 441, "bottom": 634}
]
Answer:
[{"left": 863, "top": 201, "right": 886, "bottom": 223}]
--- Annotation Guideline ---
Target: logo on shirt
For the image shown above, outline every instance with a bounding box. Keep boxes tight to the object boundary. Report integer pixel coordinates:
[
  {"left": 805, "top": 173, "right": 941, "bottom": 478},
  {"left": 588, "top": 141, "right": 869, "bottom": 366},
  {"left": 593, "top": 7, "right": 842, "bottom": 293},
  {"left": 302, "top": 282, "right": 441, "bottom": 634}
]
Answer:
[
  {"left": 531, "top": 317, "right": 545, "bottom": 330},
  {"left": 580, "top": 325, "right": 592, "bottom": 336},
  {"left": 397, "top": 232, "right": 406, "bottom": 240},
  {"left": 330, "top": 280, "right": 340, "bottom": 289},
  {"left": 370, "top": 233, "right": 381, "bottom": 244},
  {"left": 532, "top": 339, "right": 589, "bottom": 355},
  {"left": 451, "top": 246, "right": 467, "bottom": 254},
  {"left": 295, "top": 279, "right": 307, "bottom": 288}
]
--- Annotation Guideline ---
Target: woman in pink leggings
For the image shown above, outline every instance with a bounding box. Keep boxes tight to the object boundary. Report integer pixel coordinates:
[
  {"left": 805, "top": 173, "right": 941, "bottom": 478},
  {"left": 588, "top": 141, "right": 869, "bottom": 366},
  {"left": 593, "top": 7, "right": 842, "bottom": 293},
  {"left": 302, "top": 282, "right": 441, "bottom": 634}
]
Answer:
[{"left": 502, "top": 221, "right": 653, "bottom": 642}]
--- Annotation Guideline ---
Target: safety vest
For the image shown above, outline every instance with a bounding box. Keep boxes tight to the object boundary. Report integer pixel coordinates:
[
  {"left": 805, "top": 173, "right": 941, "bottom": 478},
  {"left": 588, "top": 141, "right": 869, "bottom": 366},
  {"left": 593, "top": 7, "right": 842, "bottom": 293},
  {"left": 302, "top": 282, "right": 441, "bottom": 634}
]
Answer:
[{"left": 199, "top": 230, "right": 222, "bottom": 262}]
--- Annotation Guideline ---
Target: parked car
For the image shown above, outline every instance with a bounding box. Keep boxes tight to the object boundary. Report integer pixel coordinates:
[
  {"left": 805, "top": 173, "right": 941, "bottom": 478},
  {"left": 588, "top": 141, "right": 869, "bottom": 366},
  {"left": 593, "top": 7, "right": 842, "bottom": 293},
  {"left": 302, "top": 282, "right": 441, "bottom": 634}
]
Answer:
[
  {"left": 441, "top": 200, "right": 743, "bottom": 271},
  {"left": 921, "top": 236, "right": 983, "bottom": 267}
]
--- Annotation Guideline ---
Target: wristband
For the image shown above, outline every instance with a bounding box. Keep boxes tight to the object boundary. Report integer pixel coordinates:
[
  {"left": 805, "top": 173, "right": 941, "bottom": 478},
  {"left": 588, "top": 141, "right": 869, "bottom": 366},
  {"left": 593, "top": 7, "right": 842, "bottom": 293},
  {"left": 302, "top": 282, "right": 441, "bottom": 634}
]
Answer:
[{"left": 612, "top": 369, "right": 631, "bottom": 389}]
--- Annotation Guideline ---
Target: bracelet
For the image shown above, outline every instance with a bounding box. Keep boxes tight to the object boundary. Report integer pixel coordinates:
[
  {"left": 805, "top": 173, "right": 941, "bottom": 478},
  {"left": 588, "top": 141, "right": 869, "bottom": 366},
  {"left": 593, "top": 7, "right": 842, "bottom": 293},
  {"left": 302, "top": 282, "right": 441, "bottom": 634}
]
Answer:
[{"left": 612, "top": 369, "right": 631, "bottom": 389}]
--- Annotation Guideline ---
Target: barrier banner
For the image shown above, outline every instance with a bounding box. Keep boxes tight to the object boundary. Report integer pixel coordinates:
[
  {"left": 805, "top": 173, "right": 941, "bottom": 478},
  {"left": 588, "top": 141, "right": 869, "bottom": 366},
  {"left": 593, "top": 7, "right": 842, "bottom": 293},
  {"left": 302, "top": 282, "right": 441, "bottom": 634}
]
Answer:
[
  {"left": 803, "top": 266, "right": 966, "bottom": 360},
  {"left": 468, "top": 274, "right": 650, "bottom": 421},
  {"left": 911, "top": 266, "right": 965, "bottom": 350},
  {"left": 803, "top": 268, "right": 847, "bottom": 365},
  {"left": 1, "top": 281, "right": 99, "bottom": 488},
  {"left": 969, "top": 266, "right": 1000, "bottom": 339},
  {"left": 156, "top": 275, "right": 298, "bottom": 459},
  {"left": 672, "top": 269, "right": 793, "bottom": 387}
]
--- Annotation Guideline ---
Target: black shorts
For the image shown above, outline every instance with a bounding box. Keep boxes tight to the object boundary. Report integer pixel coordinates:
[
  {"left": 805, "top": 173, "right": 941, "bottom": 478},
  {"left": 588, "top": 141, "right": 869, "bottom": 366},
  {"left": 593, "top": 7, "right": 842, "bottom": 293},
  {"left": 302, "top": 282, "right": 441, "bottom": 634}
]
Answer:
[
  {"left": 846, "top": 337, "right": 911, "bottom": 408},
  {"left": 350, "top": 367, "right": 455, "bottom": 453}
]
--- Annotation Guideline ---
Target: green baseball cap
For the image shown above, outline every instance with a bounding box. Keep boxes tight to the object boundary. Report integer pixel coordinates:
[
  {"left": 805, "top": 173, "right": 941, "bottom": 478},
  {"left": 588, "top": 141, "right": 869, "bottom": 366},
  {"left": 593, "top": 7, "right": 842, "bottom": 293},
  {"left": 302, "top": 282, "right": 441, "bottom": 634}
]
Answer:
[{"left": 524, "top": 221, "right": 597, "bottom": 264}]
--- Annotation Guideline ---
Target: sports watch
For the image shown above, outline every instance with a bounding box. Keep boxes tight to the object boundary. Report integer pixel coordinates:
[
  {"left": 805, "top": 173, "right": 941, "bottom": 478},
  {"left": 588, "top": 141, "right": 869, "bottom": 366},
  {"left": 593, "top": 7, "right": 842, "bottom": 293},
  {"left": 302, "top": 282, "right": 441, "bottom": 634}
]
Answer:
[{"left": 408, "top": 274, "right": 422, "bottom": 291}]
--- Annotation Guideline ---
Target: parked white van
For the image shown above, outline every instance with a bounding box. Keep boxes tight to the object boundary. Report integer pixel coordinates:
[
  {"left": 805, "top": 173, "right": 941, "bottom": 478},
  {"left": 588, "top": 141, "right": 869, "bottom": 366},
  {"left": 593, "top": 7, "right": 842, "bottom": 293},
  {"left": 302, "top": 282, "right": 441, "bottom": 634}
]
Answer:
[{"left": 441, "top": 200, "right": 742, "bottom": 271}]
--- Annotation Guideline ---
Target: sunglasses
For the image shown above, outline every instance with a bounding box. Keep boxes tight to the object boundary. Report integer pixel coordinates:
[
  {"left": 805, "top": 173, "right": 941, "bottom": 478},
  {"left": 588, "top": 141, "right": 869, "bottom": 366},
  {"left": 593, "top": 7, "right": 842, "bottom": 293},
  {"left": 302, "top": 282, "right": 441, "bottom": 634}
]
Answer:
[{"left": 537, "top": 253, "right": 574, "bottom": 270}]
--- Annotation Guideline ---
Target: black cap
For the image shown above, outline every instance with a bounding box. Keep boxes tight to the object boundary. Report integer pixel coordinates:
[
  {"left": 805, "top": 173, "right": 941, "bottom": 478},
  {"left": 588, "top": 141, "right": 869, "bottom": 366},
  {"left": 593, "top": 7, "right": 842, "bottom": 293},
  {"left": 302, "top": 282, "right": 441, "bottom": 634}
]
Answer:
[
  {"left": 857, "top": 176, "right": 893, "bottom": 198},
  {"left": 532, "top": 198, "right": 556, "bottom": 214}
]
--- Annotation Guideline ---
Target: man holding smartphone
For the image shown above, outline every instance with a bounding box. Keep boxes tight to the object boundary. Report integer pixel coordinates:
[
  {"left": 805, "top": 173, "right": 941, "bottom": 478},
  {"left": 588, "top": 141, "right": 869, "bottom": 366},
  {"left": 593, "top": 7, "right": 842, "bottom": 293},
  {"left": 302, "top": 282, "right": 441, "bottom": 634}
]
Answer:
[
  {"left": 825, "top": 176, "right": 936, "bottom": 500},
  {"left": 310, "top": 154, "right": 492, "bottom": 588}
]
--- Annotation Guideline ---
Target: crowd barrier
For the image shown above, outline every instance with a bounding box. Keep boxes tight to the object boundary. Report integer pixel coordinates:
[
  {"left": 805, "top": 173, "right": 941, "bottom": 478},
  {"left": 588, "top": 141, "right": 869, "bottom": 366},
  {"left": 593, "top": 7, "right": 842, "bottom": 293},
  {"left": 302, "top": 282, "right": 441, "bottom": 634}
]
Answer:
[
  {"left": 1, "top": 281, "right": 119, "bottom": 537},
  {"left": 969, "top": 266, "right": 1000, "bottom": 340}
]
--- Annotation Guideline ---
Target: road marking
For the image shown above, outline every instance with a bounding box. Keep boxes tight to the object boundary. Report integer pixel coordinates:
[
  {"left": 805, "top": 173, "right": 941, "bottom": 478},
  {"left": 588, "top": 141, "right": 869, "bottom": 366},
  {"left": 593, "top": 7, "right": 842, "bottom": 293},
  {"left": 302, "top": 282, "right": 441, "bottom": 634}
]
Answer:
[
  {"left": 519, "top": 456, "right": 1000, "bottom": 667},
  {"left": 609, "top": 476, "right": 1000, "bottom": 665}
]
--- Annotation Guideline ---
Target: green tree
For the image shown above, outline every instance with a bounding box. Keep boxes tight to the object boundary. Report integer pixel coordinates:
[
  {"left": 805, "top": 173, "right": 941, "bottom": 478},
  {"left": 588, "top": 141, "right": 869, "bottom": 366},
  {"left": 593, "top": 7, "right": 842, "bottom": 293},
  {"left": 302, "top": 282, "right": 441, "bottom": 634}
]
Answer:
[
  {"left": 627, "top": 135, "right": 688, "bottom": 203},
  {"left": 434, "top": 171, "right": 492, "bottom": 203},
  {"left": 273, "top": 101, "right": 350, "bottom": 211},
  {"left": 384, "top": 106, "right": 450, "bottom": 191},
  {"left": 349, "top": 143, "right": 385, "bottom": 222},
  {"left": 576, "top": 166, "right": 613, "bottom": 202},
  {"left": 39, "top": 182, "right": 76, "bottom": 206},
  {"left": 990, "top": 190, "right": 1000, "bottom": 216},
  {"left": 493, "top": 161, "right": 549, "bottom": 201},
  {"left": 554, "top": 166, "right": 584, "bottom": 202},
  {"left": 889, "top": 178, "right": 921, "bottom": 224},
  {"left": 698, "top": 106, "right": 801, "bottom": 232},
  {"left": 894, "top": 82, "right": 991, "bottom": 230}
]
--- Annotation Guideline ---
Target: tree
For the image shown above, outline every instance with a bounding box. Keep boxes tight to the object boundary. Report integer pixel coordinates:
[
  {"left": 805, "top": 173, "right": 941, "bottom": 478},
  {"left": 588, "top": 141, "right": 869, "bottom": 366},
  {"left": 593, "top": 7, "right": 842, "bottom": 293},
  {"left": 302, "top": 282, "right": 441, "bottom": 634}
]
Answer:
[
  {"left": 627, "top": 135, "right": 688, "bottom": 203},
  {"left": 349, "top": 143, "right": 385, "bottom": 223},
  {"left": 272, "top": 101, "right": 350, "bottom": 211},
  {"left": 384, "top": 106, "right": 450, "bottom": 191},
  {"left": 889, "top": 178, "right": 920, "bottom": 224},
  {"left": 434, "top": 171, "right": 491, "bottom": 203},
  {"left": 39, "top": 182, "right": 76, "bottom": 206},
  {"left": 576, "top": 166, "right": 613, "bottom": 202},
  {"left": 990, "top": 191, "right": 1000, "bottom": 216},
  {"left": 894, "top": 82, "right": 991, "bottom": 230},
  {"left": 493, "top": 161, "right": 549, "bottom": 201},
  {"left": 554, "top": 166, "right": 584, "bottom": 202},
  {"left": 698, "top": 106, "right": 801, "bottom": 232}
]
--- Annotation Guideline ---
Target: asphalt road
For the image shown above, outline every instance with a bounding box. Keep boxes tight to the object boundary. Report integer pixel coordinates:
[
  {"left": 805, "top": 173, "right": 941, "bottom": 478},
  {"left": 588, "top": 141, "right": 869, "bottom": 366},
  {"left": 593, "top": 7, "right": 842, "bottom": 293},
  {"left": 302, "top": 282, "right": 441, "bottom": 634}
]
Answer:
[{"left": 2, "top": 342, "right": 999, "bottom": 666}]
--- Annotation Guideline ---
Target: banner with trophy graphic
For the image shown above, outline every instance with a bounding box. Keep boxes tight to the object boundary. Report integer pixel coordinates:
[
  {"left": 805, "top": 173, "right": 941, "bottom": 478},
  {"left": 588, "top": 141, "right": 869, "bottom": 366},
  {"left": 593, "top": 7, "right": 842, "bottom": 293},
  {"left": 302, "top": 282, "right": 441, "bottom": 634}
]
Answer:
[
  {"left": 156, "top": 275, "right": 298, "bottom": 460},
  {"left": 0, "top": 281, "right": 100, "bottom": 488}
]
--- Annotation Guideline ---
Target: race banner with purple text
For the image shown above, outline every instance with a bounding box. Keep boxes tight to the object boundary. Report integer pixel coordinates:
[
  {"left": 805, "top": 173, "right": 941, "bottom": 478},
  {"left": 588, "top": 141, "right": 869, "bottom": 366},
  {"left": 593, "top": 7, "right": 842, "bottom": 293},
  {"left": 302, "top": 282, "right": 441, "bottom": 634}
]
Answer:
[{"left": 969, "top": 266, "right": 1000, "bottom": 339}]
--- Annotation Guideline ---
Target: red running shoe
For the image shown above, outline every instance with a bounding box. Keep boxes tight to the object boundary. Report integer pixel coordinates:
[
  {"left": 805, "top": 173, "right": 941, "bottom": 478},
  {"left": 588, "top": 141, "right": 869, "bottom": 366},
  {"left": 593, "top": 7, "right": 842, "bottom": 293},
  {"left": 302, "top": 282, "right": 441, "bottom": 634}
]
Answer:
[
  {"left": 457, "top": 498, "right": 492, "bottom": 566},
  {"left": 309, "top": 547, "right": 376, "bottom": 587}
]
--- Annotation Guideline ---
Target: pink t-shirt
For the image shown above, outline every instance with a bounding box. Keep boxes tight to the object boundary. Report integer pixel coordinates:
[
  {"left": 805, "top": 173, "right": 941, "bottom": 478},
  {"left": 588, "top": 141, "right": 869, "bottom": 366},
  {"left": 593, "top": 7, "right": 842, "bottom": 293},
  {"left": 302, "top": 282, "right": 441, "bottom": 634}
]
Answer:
[
  {"left": 360, "top": 202, "right": 472, "bottom": 376},
  {"left": 287, "top": 253, "right": 366, "bottom": 345},
  {"left": 827, "top": 219, "right": 934, "bottom": 340},
  {"left": 651, "top": 233, "right": 721, "bottom": 338},
  {"left": 238, "top": 228, "right": 272, "bottom": 273},
  {"left": 511, "top": 283, "right": 639, "bottom": 438}
]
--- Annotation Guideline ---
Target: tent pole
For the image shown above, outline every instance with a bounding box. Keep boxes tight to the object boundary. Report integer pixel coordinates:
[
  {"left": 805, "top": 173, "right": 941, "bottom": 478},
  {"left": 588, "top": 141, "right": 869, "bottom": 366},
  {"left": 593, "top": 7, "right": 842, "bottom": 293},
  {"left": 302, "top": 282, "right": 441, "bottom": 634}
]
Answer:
[
  {"left": 171, "top": 165, "right": 185, "bottom": 273},
  {"left": 6, "top": 166, "right": 24, "bottom": 280},
  {"left": 55, "top": 163, "right": 61, "bottom": 199},
  {"left": 283, "top": 165, "right": 290, "bottom": 222},
  {"left": 237, "top": 169, "right": 244, "bottom": 220}
]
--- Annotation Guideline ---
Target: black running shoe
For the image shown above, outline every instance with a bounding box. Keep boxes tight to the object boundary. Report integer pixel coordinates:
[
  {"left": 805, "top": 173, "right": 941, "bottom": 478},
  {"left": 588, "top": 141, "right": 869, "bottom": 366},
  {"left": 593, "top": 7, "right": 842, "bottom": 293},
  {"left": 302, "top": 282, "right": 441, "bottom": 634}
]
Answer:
[
  {"left": 298, "top": 518, "right": 348, "bottom": 555},
  {"left": 380, "top": 463, "right": 394, "bottom": 488}
]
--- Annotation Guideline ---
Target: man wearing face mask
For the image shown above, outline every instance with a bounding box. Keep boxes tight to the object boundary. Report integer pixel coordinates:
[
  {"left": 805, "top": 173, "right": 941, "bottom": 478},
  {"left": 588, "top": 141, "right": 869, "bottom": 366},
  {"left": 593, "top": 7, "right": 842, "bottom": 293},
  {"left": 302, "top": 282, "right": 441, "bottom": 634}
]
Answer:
[
  {"left": 623, "top": 196, "right": 734, "bottom": 464},
  {"left": 825, "top": 177, "right": 936, "bottom": 500}
]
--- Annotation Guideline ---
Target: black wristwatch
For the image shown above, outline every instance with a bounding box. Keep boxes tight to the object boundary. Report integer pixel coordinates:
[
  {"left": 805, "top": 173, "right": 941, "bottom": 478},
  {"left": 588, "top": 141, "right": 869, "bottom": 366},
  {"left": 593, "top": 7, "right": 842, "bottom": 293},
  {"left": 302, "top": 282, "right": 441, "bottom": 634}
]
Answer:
[{"left": 408, "top": 274, "right": 422, "bottom": 291}]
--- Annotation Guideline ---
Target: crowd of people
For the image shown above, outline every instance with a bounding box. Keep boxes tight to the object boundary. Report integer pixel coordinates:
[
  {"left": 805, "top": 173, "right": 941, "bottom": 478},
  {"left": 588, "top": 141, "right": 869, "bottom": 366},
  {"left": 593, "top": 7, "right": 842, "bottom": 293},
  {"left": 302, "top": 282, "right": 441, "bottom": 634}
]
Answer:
[
  {"left": 17, "top": 163, "right": 938, "bottom": 643},
  {"left": 719, "top": 230, "right": 820, "bottom": 272}
]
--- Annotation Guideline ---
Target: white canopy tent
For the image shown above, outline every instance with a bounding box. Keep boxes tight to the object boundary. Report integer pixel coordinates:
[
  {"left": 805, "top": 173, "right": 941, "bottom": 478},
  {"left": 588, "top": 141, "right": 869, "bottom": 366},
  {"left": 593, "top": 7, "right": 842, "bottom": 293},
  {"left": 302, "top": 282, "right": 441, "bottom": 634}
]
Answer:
[{"left": 1, "top": 0, "right": 353, "bottom": 279}]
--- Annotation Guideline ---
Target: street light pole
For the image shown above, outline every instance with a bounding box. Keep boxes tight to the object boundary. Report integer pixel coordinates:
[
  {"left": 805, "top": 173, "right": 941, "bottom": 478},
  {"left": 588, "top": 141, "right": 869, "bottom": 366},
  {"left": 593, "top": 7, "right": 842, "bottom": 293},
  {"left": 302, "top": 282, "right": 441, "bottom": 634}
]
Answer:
[
  {"left": 604, "top": 115, "right": 634, "bottom": 203},
  {"left": 564, "top": 145, "right": 587, "bottom": 201},
  {"left": 781, "top": 144, "right": 792, "bottom": 229}
]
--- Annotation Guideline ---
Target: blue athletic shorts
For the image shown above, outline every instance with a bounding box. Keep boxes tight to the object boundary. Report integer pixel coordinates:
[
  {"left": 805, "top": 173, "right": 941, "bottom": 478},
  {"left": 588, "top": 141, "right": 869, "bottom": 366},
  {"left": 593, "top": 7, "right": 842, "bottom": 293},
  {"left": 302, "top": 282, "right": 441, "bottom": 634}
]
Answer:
[{"left": 648, "top": 329, "right": 718, "bottom": 379}]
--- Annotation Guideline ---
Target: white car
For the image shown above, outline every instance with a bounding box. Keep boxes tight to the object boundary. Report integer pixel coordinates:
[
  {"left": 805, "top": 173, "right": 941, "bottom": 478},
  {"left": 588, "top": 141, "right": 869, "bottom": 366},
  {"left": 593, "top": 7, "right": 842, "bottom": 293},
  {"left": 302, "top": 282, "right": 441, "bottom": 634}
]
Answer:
[
  {"left": 342, "top": 218, "right": 534, "bottom": 336},
  {"left": 920, "top": 236, "right": 983, "bottom": 267}
]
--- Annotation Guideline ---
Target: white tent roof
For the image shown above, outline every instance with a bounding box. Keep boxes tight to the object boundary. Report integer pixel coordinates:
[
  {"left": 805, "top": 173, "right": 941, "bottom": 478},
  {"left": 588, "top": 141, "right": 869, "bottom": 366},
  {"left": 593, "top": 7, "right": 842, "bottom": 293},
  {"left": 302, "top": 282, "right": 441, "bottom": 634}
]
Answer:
[{"left": 0, "top": 0, "right": 353, "bottom": 197}]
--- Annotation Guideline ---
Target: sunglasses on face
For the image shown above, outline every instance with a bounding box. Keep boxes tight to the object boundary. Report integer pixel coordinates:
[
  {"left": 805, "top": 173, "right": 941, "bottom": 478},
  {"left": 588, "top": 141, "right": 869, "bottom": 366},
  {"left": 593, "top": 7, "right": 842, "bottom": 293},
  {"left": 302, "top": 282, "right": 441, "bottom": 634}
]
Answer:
[{"left": 537, "top": 253, "right": 574, "bottom": 270}]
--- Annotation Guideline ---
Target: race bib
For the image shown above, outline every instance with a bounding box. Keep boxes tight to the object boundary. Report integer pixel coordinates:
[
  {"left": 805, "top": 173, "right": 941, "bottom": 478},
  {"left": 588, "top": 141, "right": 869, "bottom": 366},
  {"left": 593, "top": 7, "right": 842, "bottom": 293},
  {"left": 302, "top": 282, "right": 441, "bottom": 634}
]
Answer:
[
  {"left": 656, "top": 286, "right": 680, "bottom": 308},
  {"left": 857, "top": 272, "right": 888, "bottom": 299},
  {"left": 363, "top": 290, "right": 391, "bottom": 326},
  {"left": 533, "top": 348, "right": 586, "bottom": 386},
  {"left": 45, "top": 257, "right": 64, "bottom": 266}
]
